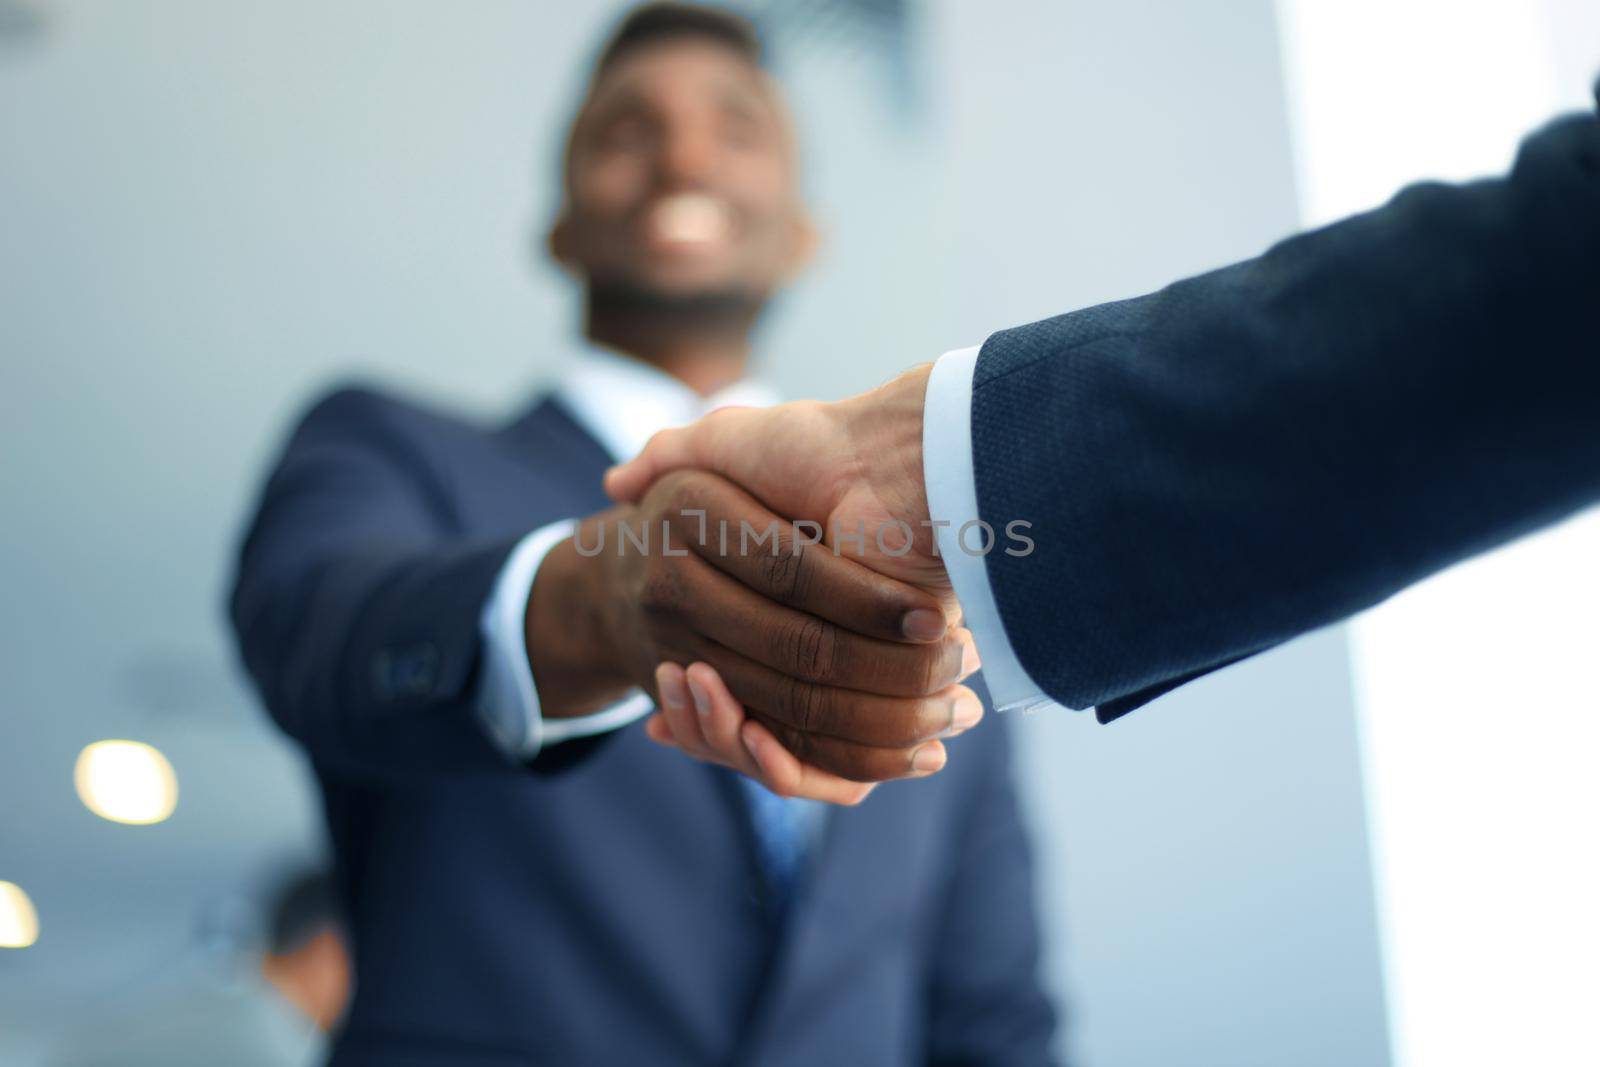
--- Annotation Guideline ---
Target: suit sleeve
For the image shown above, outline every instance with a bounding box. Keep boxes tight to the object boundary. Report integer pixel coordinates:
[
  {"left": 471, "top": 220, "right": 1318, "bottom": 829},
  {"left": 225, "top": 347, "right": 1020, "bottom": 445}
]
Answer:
[
  {"left": 228, "top": 388, "right": 602, "bottom": 781},
  {"left": 921, "top": 718, "right": 1061, "bottom": 1067},
  {"left": 970, "top": 108, "right": 1600, "bottom": 720}
]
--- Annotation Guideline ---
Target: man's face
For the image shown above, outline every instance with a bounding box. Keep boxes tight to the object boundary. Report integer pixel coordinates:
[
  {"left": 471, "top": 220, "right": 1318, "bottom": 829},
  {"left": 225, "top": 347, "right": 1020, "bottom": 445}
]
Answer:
[{"left": 551, "top": 38, "right": 813, "bottom": 301}]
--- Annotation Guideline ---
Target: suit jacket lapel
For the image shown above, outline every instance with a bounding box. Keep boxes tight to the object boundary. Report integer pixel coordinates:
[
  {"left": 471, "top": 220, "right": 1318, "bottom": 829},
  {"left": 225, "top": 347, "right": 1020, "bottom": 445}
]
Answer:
[
  {"left": 495, "top": 395, "right": 618, "bottom": 509},
  {"left": 731, "top": 792, "right": 908, "bottom": 1063}
]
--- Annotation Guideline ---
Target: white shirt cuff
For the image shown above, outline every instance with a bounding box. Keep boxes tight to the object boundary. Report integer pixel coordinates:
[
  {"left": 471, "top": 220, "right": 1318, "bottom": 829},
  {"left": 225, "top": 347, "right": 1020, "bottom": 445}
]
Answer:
[
  {"left": 923, "top": 346, "right": 1062, "bottom": 714},
  {"left": 475, "top": 520, "right": 656, "bottom": 760}
]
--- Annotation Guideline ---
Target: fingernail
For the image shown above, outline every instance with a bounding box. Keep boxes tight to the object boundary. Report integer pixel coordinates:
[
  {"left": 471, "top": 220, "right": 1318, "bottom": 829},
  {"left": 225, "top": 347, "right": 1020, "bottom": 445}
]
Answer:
[
  {"left": 950, "top": 690, "right": 983, "bottom": 733},
  {"left": 959, "top": 639, "right": 981, "bottom": 679},
  {"left": 901, "top": 608, "right": 945, "bottom": 642},
  {"left": 657, "top": 666, "right": 688, "bottom": 712},
  {"left": 911, "top": 743, "right": 947, "bottom": 775},
  {"left": 741, "top": 726, "right": 762, "bottom": 761},
  {"left": 687, "top": 673, "right": 712, "bottom": 716}
]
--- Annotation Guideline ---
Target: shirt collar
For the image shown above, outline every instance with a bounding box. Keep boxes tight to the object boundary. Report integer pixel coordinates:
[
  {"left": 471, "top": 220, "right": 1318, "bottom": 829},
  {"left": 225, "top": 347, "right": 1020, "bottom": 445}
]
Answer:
[{"left": 554, "top": 343, "right": 780, "bottom": 464}]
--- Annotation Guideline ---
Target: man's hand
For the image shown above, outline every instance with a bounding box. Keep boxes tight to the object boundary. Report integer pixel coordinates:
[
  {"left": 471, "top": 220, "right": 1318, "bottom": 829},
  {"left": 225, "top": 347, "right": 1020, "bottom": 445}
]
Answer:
[
  {"left": 604, "top": 364, "right": 944, "bottom": 600},
  {"left": 527, "top": 467, "right": 980, "bottom": 783},
  {"left": 603, "top": 367, "right": 967, "bottom": 792},
  {"left": 645, "top": 661, "right": 887, "bottom": 806}
]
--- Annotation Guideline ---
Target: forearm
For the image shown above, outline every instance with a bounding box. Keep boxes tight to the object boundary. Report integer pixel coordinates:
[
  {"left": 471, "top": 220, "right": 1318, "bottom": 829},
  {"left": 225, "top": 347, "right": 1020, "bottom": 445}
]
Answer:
[
  {"left": 975, "top": 113, "right": 1600, "bottom": 713},
  {"left": 232, "top": 387, "right": 651, "bottom": 777},
  {"left": 233, "top": 538, "right": 521, "bottom": 780}
]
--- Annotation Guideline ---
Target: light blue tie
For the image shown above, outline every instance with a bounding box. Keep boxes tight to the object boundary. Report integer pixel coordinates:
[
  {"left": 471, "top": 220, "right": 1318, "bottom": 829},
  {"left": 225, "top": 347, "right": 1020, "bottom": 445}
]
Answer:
[{"left": 735, "top": 776, "right": 816, "bottom": 921}]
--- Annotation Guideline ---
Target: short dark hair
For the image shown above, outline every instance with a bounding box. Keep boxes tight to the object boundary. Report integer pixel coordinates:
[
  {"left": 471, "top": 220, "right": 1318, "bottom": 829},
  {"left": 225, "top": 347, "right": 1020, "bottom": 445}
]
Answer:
[
  {"left": 267, "top": 869, "right": 341, "bottom": 955},
  {"left": 594, "top": 2, "right": 764, "bottom": 74},
  {"left": 558, "top": 5, "right": 772, "bottom": 195}
]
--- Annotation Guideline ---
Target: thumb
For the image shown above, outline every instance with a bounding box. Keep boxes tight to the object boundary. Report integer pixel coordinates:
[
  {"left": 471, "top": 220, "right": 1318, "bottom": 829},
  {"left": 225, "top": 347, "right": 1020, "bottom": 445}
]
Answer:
[{"left": 603, "top": 421, "right": 712, "bottom": 503}]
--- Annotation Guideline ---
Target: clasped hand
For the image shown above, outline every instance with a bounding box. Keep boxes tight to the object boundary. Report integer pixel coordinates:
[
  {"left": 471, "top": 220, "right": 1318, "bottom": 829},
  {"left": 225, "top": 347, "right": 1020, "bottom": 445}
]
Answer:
[{"left": 602, "top": 365, "right": 968, "bottom": 804}]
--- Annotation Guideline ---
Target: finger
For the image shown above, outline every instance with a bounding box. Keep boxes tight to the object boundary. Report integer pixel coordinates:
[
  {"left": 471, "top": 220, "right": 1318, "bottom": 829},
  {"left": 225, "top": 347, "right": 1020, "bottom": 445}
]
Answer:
[
  {"left": 656, "top": 663, "right": 877, "bottom": 805},
  {"left": 665, "top": 472, "right": 949, "bottom": 643},
  {"left": 646, "top": 703, "right": 700, "bottom": 754},
  {"left": 654, "top": 662, "right": 715, "bottom": 761},
  {"left": 646, "top": 697, "right": 747, "bottom": 775},
  {"left": 604, "top": 408, "right": 751, "bottom": 504},
  {"left": 643, "top": 713, "right": 674, "bottom": 745},
  {"left": 695, "top": 641, "right": 984, "bottom": 747},
  {"left": 671, "top": 553, "right": 972, "bottom": 697},
  {"left": 740, "top": 719, "right": 877, "bottom": 805},
  {"left": 748, "top": 711, "right": 947, "bottom": 784},
  {"left": 603, "top": 427, "right": 690, "bottom": 503},
  {"left": 683, "top": 662, "right": 769, "bottom": 782},
  {"left": 647, "top": 689, "right": 748, "bottom": 777}
]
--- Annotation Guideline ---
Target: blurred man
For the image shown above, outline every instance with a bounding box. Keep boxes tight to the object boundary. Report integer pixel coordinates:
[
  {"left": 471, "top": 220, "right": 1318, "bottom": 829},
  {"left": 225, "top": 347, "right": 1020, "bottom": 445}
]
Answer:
[
  {"left": 230, "top": 5, "right": 1058, "bottom": 1065},
  {"left": 49, "top": 870, "right": 346, "bottom": 1067},
  {"left": 260, "top": 870, "right": 351, "bottom": 1036}
]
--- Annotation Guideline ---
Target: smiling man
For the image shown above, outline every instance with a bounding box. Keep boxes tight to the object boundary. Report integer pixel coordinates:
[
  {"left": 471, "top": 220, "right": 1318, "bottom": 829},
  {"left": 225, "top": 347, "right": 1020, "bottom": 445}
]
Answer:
[{"left": 229, "top": 5, "right": 1058, "bottom": 1065}]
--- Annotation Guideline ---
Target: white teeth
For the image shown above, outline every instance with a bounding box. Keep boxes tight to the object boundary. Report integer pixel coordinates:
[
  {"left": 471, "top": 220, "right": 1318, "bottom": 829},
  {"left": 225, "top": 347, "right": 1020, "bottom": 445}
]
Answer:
[{"left": 648, "top": 193, "right": 731, "bottom": 245}]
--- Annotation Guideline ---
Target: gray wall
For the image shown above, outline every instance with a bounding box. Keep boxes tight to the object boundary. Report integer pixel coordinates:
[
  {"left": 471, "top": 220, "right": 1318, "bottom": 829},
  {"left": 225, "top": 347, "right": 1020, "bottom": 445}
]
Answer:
[{"left": 0, "top": 3, "right": 1388, "bottom": 1064}]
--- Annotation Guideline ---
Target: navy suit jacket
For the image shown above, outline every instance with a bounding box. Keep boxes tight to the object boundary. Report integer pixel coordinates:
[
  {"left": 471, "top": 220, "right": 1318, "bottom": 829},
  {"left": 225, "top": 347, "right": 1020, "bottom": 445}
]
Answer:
[
  {"left": 972, "top": 102, "right": 1600, "bottom": 722},
  {"left": 230, "top": 388, "right": 1058, "bottom": 1066}
]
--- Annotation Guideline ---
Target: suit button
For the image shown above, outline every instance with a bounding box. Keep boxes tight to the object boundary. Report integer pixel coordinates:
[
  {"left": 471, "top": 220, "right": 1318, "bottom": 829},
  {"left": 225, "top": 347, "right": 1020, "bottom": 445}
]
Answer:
[{"left": 372, "top": 644, "right": 440, "bottom": 703}]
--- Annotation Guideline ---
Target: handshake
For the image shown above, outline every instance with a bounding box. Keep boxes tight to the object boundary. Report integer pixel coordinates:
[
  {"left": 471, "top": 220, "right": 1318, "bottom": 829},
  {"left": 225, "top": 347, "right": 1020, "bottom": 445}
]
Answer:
[{"left": 582, "top": 363, "right": 980, "bottom": 805}]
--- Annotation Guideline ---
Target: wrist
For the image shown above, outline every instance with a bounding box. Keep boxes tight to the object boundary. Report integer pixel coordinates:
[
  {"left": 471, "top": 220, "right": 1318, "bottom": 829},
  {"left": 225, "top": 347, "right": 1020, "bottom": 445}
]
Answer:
[
  {"left": 524, "top": 511, "right": 634, "bottom": 718},
  {"left": 844, "top": 363, "right": 932, "bottom": 528}
]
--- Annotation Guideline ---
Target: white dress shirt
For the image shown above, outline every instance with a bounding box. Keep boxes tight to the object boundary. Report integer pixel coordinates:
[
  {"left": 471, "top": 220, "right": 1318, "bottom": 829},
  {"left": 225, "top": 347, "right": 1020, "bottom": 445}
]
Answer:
[
  {"left": 474, "top": 345, "right": 780, "bottom": 760},
  {"left": 922, "top": 347, "right": 1061, "bottom": 714}
]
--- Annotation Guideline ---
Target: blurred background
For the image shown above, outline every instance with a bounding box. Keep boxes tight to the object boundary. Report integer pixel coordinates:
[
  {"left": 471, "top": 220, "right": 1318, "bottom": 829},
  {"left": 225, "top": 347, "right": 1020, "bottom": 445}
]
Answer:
[{"left": 2, "top": 1, "right": 1596, "bottom": 1064}]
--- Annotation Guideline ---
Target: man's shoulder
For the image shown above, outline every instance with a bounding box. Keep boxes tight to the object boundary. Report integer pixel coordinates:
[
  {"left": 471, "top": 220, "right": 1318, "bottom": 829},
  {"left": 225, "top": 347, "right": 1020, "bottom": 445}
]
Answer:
[
  {"left": 287, "top": 379, "right": 553, "bottom": 456},
  {"left": 295, "top": 379, "right": 486, "bottom": 436}
]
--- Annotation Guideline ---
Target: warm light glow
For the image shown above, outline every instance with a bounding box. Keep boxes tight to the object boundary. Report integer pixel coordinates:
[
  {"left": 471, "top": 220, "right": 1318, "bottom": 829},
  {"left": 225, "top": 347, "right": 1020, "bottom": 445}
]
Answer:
[
  {"left": 74, "top": 739, "right": 179, "bottom": 825},
  {"left": 0, "top": 881, "right": 39, "bottom": 948}
]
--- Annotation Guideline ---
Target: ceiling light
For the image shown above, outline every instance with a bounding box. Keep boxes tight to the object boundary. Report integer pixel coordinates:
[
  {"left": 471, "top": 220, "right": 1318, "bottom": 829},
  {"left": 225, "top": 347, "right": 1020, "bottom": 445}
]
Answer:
[
  {"left": 74, "top": 739, "right": 179, "bottom": 825},
  {"left": 0, "top": 881, "right": 39, "bottom": 949}
]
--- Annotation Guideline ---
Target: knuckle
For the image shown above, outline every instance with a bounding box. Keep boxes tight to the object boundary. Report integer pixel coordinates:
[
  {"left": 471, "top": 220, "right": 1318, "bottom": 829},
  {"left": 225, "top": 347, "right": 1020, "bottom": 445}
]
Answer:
[
  {"left": 640, "top": 470, "right": 689, "bottom": 520},
  {"left": 909, "top": 646, "right": 947, "bottom": 695},
  {"left": 780, "top": 675, "right": 828, "bottom": 734},
  {"left": 780, "top": 617, "right": 835, "bottom": 682},
  {"left": 637, "top": 566, "right": 681, "bottom": 617},
  {"left": 757, "top": 549, "right": 803, "bottom": 603},
  {"left": 641, "top": 427, "right": 675, "bottom": 454},
  {"left": 785, "top": 542, "right": 814, "bottom": 603},
  {"left": 757, "top": 538, "right": 815, "bottom": 605},
  {"left": 886, "top": 697, "right": 938, "bottom": 746},
  {"left": 660, "top": 469, "right": 703, "bottom": 512}
]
